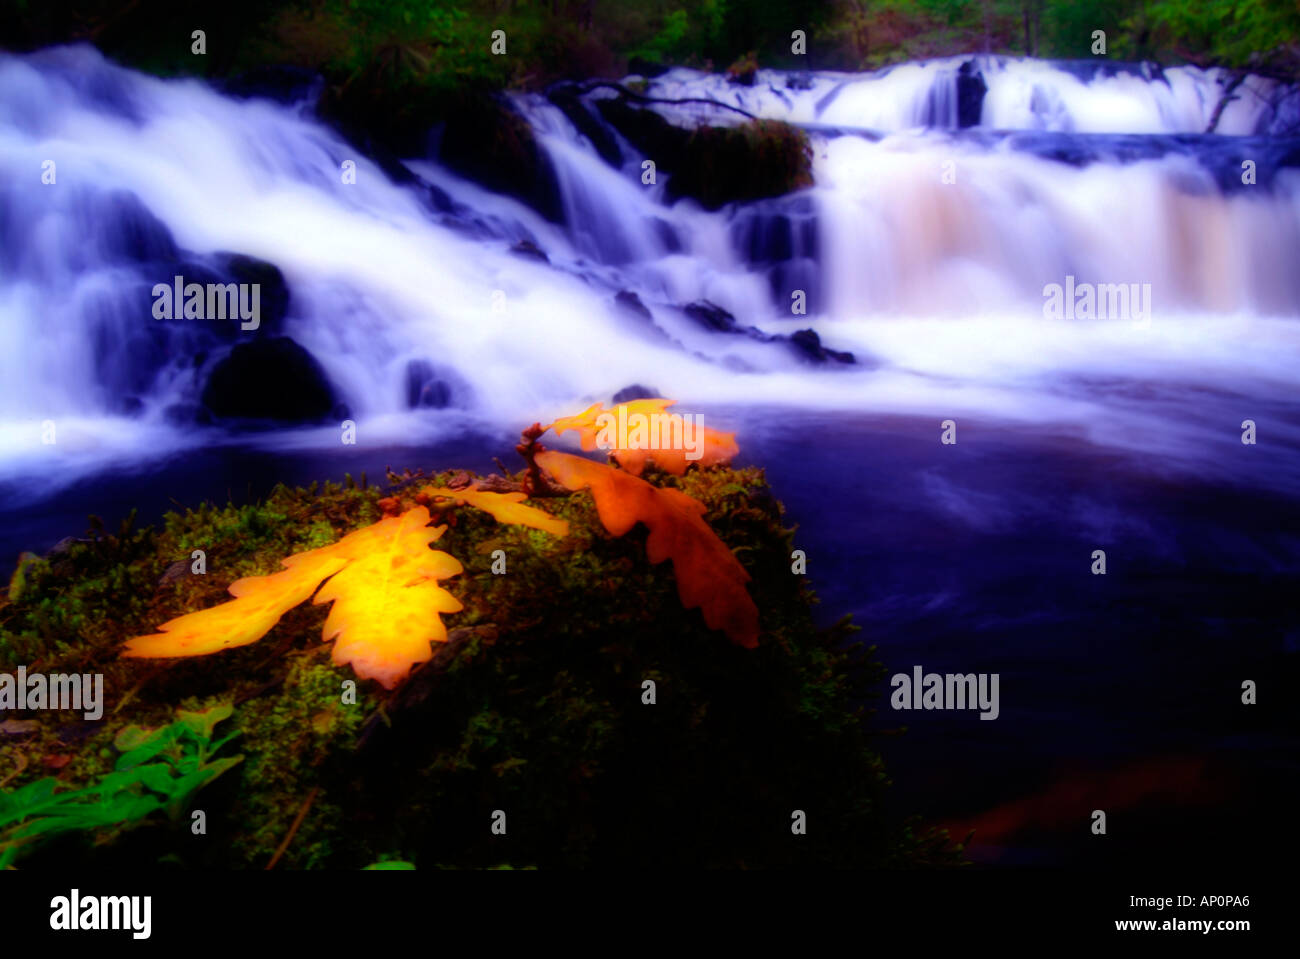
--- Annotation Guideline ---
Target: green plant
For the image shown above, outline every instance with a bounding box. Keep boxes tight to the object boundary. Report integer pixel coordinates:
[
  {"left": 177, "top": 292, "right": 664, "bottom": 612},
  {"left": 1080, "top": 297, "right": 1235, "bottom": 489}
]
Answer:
[{"left": 0, "top": 703, "right": 243, "bottom": 868}]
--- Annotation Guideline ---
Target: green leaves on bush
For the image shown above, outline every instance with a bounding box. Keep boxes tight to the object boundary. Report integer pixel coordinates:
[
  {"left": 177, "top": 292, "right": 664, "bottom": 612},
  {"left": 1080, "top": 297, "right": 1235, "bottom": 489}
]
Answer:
[{"left": 0, "top": 703, "right": 242, "bottom": 868}]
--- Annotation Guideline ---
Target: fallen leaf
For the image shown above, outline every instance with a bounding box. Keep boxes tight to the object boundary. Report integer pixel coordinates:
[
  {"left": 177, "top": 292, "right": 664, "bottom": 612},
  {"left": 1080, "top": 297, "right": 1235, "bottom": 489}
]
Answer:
[
  {"left": 422, "top": 485, "right": 569, "bottom": 537},
  {"left": 548, "top": 399, "right": 738, "bottom": 476},
  {"left": 536, "top": 450, "right": 758, "bottom": 647},
  {"left": 123, "top": 508, "right": 463, "bottom": 688}
]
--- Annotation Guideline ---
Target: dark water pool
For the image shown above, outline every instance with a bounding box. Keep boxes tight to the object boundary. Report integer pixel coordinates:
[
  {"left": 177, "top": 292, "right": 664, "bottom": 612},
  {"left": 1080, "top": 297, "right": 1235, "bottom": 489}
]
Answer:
[{"left": 2, "top": 409, "right": 1295, "bottom": 869}]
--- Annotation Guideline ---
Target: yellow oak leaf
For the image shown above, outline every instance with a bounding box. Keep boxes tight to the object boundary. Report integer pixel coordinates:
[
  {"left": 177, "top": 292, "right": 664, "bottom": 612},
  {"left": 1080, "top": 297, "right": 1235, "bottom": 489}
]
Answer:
[
  {"left": 123, "top": 508, "right": 463, "bottom": 688},
  {"left": 422, "top": 485, "right": 569, "bottom": 537},
  {"left": 535, "top": 450, "right": 759, "bottom": 648},
  {"left": 547, "top": 399, "right": 739, "bottom": 477}
]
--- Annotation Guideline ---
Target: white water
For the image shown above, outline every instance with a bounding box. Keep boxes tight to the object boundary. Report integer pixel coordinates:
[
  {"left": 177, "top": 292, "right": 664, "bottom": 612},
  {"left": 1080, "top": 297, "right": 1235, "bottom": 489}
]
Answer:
[{"left": 1, "top": 46, "right": 1298, "bottom": 493}]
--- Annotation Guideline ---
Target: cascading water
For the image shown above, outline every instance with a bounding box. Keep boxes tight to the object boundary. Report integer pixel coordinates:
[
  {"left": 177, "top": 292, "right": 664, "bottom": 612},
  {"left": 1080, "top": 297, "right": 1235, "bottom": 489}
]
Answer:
[
  {"left": 2, "top": 43, "right": 1297, "bottom": 867},
  {"left": 2, "top": 44, "right": 1299, "bottom": 499}
]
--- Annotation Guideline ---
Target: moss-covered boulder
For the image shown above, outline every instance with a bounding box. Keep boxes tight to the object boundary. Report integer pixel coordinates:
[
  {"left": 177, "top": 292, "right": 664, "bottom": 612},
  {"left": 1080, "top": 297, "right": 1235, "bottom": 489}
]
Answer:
[
  {"left": 669, "top": 119, "right": 813, "bottom": 209},
  {"left": 0, "top": 464, "right": 958, "bottom": 869},
  {"left": 596, "top": 98, "right": 813, "bottom": 210}
]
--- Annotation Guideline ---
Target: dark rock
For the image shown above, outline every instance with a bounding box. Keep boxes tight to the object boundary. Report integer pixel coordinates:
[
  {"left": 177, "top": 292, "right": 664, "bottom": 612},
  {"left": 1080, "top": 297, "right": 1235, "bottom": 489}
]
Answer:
[
  {"left": 548, "top": 88, "right": 623, "bottom": 167},
  {"left": 200, "top": 337, "right": 336, "bottom": 423},
  {"left": 404, "top": 359, "right": 456, "bottom": 409},
  {"left": 614, "top": 290, "right": 653, "bottom": 321},
  {"left": 787, "top": 72, "right": 814, "bottom": 91},
  {"left": 627, "top": 57, "right": 670, "bottom": 78},
  {"left": 438, "top": 95, "right": 564, "bottom": 223},
  {"left": 99, "top": 190, "right": 178, "bottom": 264},
  {"left": 956, "top": 60, "right": 987, "bottom": 128},
  {"left": 651, "top": 217, "right": 682, "bottom": 253},
  {"left": 684, "top": 300, "right": 740, "bottom": 333},
  {"left": 595, "top": 98, "right": 690, "bottom": 169},
  {"left": 213, "top": 253, "right": 290, "bottom": 335},
  {"left": 218, "top": 65, "right": 323, "bottom": 105},
  {"left": 612, "top": 384, "right": 661, "bottom": 403},
  {"left": 510, "top": 239, "right": 550, "bottom": 263},
  {"left": 788, "top": 328, "right": 855, "bottom": 365},
  {"left": 667, "top": 120, "right": 814, "bottom": 210}
]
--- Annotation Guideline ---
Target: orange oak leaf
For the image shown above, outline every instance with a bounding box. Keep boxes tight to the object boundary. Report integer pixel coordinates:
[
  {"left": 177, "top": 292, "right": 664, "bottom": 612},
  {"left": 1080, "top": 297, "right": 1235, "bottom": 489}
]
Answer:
[
  {"left": 123, "top": 508, "right": 463, "bottom": 689},
  {"left": 535, "top": 450, "right": 759, "bottom": 647},
  {"left": 547, "top": 399, "right": 739, "bottom": 477},
  {"left": 422, "top": 485, "right": 570, "bottom": 537}
]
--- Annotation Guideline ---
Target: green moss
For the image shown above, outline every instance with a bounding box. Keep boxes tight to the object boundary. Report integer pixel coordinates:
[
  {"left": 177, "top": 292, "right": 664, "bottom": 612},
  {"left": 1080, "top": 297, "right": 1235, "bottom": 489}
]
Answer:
[{"left": 0, "top": 463, "right": 961, "bottom": 869}]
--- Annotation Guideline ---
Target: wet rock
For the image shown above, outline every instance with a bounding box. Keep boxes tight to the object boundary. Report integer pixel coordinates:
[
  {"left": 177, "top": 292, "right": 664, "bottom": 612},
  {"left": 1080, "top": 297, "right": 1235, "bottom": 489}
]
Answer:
[
  {"left": 510, "top": 239, "right": 550, "bottom": 263},
  {"left": 612, "top": 384, "right": 661, "bottom": 403},
  {"left": 684, "top": 300, "right": 740, "bottom": 333},
  {"left": 548, "top": 88, "right": 623, "bottom": 167},
  {"left": 788, "top": 328, "right": 855, "bottom": 365},
  {"left": 956, "top": 59, "right": 987, "bottom": 128},
  {"left": 213, "top": 253, "right": 290, "bottom": 335},
  {"left": 99, "top": 190, "right": 178, "bottom": 265},
  {"left": 667, "top": 120, "right": 814, "bottom": 210},
  {"left": 200, "top": 336, "right": 336, "bottom": 423},
  {"left": 614, "top": 290, "right": 653, "bottom": 321},
  {"left": 438, "top": 94, "right": 564, "bottom": 223},
  {"left": 404, "top": 359, "right": 457, "bottom": 410},
  {"left": 595, "top": 98, "right": 689, "bottom": 169}
]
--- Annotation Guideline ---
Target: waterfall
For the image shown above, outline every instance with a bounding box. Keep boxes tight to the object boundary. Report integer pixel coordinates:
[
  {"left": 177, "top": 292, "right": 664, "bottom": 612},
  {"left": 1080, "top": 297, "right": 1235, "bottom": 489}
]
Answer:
[{"left": 2, "top": 44, "right": 1299, "bottom": 492}]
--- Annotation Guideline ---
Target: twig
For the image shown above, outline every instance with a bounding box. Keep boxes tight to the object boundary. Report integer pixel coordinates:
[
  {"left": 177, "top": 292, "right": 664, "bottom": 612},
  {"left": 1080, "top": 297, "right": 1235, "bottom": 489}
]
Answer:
[
  {"left": 265, "top": 785, "right": 320, "bottom": 870},
  {"left": 517, "top": 423, "right": 556, "bottom": 496},
  {"left": 569, "top": 80, "right": 760, "bottom": 121}
]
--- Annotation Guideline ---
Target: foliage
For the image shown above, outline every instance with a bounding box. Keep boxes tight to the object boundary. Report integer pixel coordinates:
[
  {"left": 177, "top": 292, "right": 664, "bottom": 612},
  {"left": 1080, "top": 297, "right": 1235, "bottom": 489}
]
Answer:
[
  {"left": 1139, "top": 0, "right": 1300, "bottom": 68},
  {"left": 124, "top": 508, "right": 466, "bottom": 689},
  {"left": 6, "top": 0, "right": 1298, "bottom": 105},
  {"left": 0, "top": 704, "right": 241, "bottom": 868},
  {"left": 421, "top": 486, "right": 571, "bottom": 537},
  {"left": 536, "top": 450, "right": 760, "bottom": 648},
  {"left": 123, "top": 406, "right": 757, "bottom": 681},
  {"left": 548, "top": 399, "right": 739, "bottom": 476}
]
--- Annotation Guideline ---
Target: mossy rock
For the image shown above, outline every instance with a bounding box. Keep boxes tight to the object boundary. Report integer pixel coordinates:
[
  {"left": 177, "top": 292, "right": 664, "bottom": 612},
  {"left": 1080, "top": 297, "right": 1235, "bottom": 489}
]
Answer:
[
  {"left": 0, "top": 466, "right": 959, "bottom": 869},
  {"left": 596, "top": 98, "right": 813, "bottom": 210},
  {"left": 668, "top": 119, "right": 813, "bottom": 210}
]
